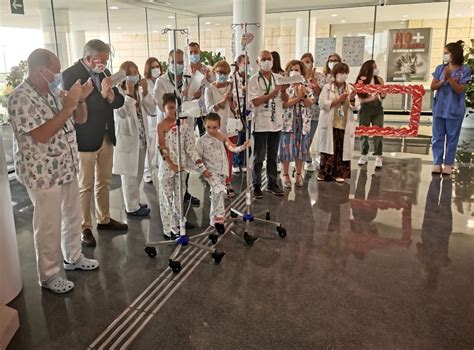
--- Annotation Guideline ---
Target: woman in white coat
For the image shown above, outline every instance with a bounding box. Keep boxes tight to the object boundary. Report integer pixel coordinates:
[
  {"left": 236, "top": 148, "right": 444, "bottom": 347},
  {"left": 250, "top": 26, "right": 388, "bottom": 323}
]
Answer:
[
  {"left": 113, "top": 61, "right": 156, "bottom": 216},
  {"left": 316, "top": 62, "right": 359, "bottom": 183},
  {"left": 142, "top": 57, "right": 162, "bottom": 183}
]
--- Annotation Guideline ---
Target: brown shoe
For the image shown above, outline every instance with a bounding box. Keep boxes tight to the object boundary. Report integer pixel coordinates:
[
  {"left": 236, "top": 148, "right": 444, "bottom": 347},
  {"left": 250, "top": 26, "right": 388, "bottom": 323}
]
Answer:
[
  {"left": 81, "top": 228, "right": 96, "bottom": 247},
  {"left": 97, "top": 218, "right": 128, "bottom": 231}
]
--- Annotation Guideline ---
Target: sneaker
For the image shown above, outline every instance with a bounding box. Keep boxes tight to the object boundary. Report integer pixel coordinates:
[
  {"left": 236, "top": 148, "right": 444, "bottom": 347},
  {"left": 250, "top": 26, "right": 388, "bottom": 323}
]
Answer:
[
  {"left": 126, "top": 206, "right": 150, "bottom": 217},
  {"left": 375, "top": 156, "right": 383, "bottom": 169},
  {"left": 277, "top": 163, "right": 282, "bottom": 173},
  {"left": 432, "top": 165, "right": 442, "bottom": 174},
  {"left": 232, "top": 166, "right": 241, "bottom": 174},
  {"left": 305, "top": 162, "right": 316, "bottom": 172},
  {"left": 334, "top": 177, "right": 345, "bottom": 183},
  {"left": 254, "top": 186, "right": 263, "bottom": 199},
  {"left": 358, "top": 155, "right": 368, "bottom": 166},
  {"left": 241, "top": 166, "right": 247, "bottom": 173},
  {"left": 266, "top": 184, "right": 284, "bottom": 196},
  {"left": 164, "top": 228, "right": 179, "bottom": 239}
]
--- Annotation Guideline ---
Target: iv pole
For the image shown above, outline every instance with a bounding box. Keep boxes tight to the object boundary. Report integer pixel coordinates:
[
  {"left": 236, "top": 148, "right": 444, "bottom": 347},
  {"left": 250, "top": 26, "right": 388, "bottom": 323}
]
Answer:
[
  {"left": 144, "top": 28, "right": 225, "bottom": 273},
  {"left": 228, "top": 22, "right": 287, "bottom": 246}
]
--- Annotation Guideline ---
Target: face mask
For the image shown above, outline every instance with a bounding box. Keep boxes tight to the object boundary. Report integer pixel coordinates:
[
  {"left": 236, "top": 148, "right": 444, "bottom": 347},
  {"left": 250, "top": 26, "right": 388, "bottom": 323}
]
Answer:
[
  {"left": 42, "top": 69, "right": 63, "bottom": 92},
  {"left": 91, "top": 60, "right": 106, "bottom": 74},
  {"left": 216, "top": 73, "right": 229, "bottom": 84},
  {"left": 259, "top": 60, "right": 273, "bottom": 72},
  {"left": 443, "top": 53, "right": 451, "bottom": 64},
  {"left": 373, "top": 68, "right": 380, "bottom": 76},
  {"left": 169, "top": 63, "right": 184, "bottom": 76},
  {"left": 151, "top": 68, "right": 161, "bottom": 78},
  {"left": 336, "top": 73, "right": 349, "bottom": 83},
  {"left": 190, "top": 54, "right": 200, "bottom": 64},
  {"left": 305, "top": 63, "right": 313, "bottom": 71},
  {"left": 127, "top": 74, "right": 140, "bottom": 85},
  {"left": 328, "top": 62, "right": 336, "bottom": 71},
  {"left": 289, "top": 71, "right": 301, "bottom": 77}
]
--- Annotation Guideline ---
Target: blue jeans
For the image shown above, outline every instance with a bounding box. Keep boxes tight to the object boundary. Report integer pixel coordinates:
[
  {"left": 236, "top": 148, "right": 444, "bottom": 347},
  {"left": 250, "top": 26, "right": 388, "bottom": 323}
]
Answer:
[
  {"left": 232, "top": 131, "right": 247, "bottom": 167},
  {"left": 432, "top": 116, "right": 463, "bottom": 166}
]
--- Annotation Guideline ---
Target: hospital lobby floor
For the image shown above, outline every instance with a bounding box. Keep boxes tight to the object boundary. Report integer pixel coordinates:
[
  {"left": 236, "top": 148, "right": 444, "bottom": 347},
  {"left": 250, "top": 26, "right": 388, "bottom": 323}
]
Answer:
[{"left": 6, "top": 150, "right": 474, "bottom": 349}]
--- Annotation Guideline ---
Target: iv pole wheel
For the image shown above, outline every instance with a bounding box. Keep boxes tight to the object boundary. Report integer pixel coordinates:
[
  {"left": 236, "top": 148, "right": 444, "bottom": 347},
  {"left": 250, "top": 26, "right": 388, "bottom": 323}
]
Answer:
[
  {"left": 244, "top": 232, "right": 256, "bottom": 246},
  {"left": 208, "top": 233, "right": 218, "bottom": 245},
  {"left": 277, "top": 226, "right": 287, "bottom": 239},
  {"left": 265, "top": 212, "right": 271, "bottom": 221},
  {"left": 169, "top": 260, "right": 182, "bottom": 274},
  {"left": 211, "top": 251, "right": 225, "bottom": 264},
  {"left": 230, "top": 210, "right": 238, "bottom": 219},
  {"left": 144, "top": 246, "right": 157, "bottom": 258}
]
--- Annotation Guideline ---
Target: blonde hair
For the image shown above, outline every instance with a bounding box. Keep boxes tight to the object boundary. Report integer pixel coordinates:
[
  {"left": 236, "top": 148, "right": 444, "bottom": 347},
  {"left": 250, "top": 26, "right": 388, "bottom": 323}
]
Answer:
[{"left": 213, "top": 60, "right": 231, "bottom": 74}]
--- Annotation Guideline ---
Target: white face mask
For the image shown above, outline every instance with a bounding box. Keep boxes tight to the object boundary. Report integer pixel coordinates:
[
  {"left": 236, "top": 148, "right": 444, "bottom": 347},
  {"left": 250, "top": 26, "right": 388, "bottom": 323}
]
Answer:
[
  {"left": 328, "top": 62, "right": 336, "bottom": 71},
  {"left": 373, "top": 68, "right": 380, "bottom": 77},
  {"left": 443, "top": 53, "right": 451, "bottom": 64},
  {"left": 289, "top": 70, "right": 301, "bottom": 77},
  {"left": 259, "top": 60, "right": 273, "bottom": 72},
  {"left": 151, "top": 67, "right": 161, "bottom": 78},
  {"left": 336, "top": 73, "right": 349, "bottom": 83},
  {"left": 305, "top": 63, "right": 313, "bottom": 71}
]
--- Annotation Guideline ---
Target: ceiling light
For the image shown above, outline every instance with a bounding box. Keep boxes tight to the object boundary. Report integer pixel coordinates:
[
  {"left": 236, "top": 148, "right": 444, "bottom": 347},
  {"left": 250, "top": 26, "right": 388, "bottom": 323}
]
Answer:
[
  {"left": 116, "top": 27, "right": 122, "bottom": 29},
  {"left": 166, "top": 24, "right": 172, "bottom": 28},
  {"left": 331, "top": 14, "right": 338, "bottom": 17},
  {"left": 165, "top": 1, "right": 171, "bottom": 4},
  {"left": 153, "top": 30, "right": 158, "bottom": 33},
  {"left": 340, "top": 20, "right": 346, "bottom": 23},
  {"left": 402, "top": 15, "right": 409, "bottom": 18},
  {"left": 400, "top": 21, "right": 406, "bottom": 24},
  {"left": 215, "top": 23, "right": 220, "bottom": 26},
  {"left": 205, "top": 21, "right": 211, "bottom": 25},
  {"left": 168, "top": 16, "right": 174, "bottom": 19},
  {"left": 109, "top": 6, "right": 119, "bottom": 10}
]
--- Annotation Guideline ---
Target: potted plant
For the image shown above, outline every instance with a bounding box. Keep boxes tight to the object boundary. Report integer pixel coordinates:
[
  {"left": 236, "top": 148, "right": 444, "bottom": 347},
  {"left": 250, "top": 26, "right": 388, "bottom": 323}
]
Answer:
[
  {"left": 200, "top": 51, "right": 225, "bottom": 67},
  {"left": 462, "top": 38, "right": 474, "bottom": 129}
]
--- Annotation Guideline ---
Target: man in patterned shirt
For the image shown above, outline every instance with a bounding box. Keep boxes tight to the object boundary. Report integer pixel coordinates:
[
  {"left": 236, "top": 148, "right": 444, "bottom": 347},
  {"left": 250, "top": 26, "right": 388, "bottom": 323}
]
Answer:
[{"left": 7, "top": 49, "right": 98, "bottom": 294}]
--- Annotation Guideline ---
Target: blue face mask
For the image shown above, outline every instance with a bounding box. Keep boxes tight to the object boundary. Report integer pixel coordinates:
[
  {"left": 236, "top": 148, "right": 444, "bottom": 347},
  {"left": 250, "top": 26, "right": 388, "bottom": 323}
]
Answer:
[
  {"left": 127, "top": 74, "right": 140, "bottom": 85},
  {"left": 169, "top": 63, "right": 184, "bottom": 76},
  {"left": 216, "top": 73, "right": 229, "bottom": 84},
  {"left": 190, "top": 54, "right": 200, "bottom": 64},
  {"left": 43, "top": 69, "right": 63, "bottom": 92}
]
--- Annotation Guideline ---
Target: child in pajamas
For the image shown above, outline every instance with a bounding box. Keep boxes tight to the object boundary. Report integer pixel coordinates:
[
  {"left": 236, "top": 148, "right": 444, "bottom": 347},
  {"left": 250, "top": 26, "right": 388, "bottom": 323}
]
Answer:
[
  {"left": 156, "top": 93, "right": 197, "bottom": 238},
  {"left": 195, "top": 113, "right": 250, "bottom": 233}
]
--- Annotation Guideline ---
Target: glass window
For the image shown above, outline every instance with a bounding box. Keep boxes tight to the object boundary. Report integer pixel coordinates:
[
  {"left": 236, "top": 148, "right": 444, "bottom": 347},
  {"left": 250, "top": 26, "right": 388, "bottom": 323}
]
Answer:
[
  {"left": 199, "top": 16, "right": 233, "bottom": 63},
  {"left": 148, "top": 9, "right": 177, "bottom": 66}
]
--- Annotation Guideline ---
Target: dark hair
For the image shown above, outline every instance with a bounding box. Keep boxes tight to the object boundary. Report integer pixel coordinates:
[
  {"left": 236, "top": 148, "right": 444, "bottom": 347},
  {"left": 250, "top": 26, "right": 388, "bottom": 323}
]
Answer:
[
  {"left": 27, "top": 48, "right": 55, "bottom": 72},
  {"left": 204, "top": 112, "right": 221, "bottom": 125},
  {"left": 237, "top": 54, "right": 246, "bottom": 65},
  {"left": 445, "top": 40, "right": 464, "bottom": 65},
  {"left": 188, "top": 42, "right": 200, "bottom": 49},
  {"left": 332, "top": 62, "right": 349, "bottom": 78},
  {"left": 144, "top": 57, "right": 161, "bottom": 80},
  {"left": 271, "top": 51, "right": 284, "bottom": 74},
  {"left": 119, "top": 61, "right": 140, "bottom": 91},
  {"left": 284, "top": 59, "right": 306, "bottom": 77},
  {"left": 168, "top": 49, "right": 184, "bottom": 58},
  {"left": 324, "top": 53, "right": 342, "bottom": 74},
  {"left": 162, "top": 93, "right": 177, "bottom": 107},
  {"left": 355, "top": 60, "right": 381, "bottom": 98},
  {"left": 300, "top": 52, "right": 314, "bottom": 63}
]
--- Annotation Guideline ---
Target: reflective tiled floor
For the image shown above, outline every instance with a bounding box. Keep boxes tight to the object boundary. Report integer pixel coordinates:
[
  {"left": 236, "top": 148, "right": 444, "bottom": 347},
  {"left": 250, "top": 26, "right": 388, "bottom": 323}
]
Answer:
[{"left": 6, "top": 143, "right": 474, "bottom": 349}]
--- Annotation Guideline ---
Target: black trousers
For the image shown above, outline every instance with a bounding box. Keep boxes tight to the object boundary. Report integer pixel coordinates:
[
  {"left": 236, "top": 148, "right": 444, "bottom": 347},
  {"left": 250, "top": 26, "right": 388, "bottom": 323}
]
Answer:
[{"left": 252, "top": 131, "right": 281, "bottom": 188}]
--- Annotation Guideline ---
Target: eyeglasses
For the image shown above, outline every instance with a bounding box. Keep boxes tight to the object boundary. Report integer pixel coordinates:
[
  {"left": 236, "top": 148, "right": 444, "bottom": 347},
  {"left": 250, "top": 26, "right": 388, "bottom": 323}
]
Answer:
[{"left": 328, "top": 59, "right": 340, "bottom": 63}]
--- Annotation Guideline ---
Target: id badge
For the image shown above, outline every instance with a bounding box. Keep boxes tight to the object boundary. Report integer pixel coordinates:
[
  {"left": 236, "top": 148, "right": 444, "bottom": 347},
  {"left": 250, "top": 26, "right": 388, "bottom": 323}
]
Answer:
[
  {"left": 66, "top": 131, "right": 75, "bottom": 144},
  {"left": 338, "top": 106, "right": 345, "bottom": 118}
]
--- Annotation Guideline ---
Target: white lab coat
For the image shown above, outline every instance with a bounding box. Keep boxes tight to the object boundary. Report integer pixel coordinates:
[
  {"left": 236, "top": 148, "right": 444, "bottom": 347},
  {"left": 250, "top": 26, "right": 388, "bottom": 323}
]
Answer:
[
  {"left": 315, "top": 83, "right": 359, "bottom": 161},
  {"left": 113, "top": 87, "right": 156, "bottom": 177}
]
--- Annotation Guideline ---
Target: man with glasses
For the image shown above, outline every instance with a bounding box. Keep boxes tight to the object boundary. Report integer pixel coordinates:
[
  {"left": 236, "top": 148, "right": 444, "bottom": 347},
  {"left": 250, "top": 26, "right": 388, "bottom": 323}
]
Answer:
[
  {"left": 8, "top": 49, "right": 98, "bottom": 293},
  {"left": 63, "top": 39, "right": 127, "bottom": 248}
]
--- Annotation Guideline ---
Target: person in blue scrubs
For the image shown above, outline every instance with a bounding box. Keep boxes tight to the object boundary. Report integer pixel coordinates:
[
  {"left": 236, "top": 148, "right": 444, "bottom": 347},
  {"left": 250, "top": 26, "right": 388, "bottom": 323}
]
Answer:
[{"left": 430, "top": 40, "right": 471, "bottom": 176}]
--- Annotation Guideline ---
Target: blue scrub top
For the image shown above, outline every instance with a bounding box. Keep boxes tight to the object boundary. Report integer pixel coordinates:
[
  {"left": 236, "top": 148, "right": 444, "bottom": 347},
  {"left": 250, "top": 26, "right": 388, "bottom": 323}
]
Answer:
[{"left": 432, "top": 64, "right": 471, "bottom": 119}]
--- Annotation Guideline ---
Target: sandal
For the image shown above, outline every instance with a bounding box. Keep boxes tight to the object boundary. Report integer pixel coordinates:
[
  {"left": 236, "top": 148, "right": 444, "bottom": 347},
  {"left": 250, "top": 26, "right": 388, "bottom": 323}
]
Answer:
[
  {"left": 282, "top": 174, "right": 292, "bottom": 188},
  {"left": 64, "top": 254, "right": 99, "bottom": 271},
  {"left": 295, "top": 173, "right": 304, "bottom": 187},
  {"left": 226, "top": 185, "right": 236, "bottom": 198},
  {"left": 42, "top": 275, "right": 74, "bottom": 294},
  {"left": 317, "top": 175, "right": 326, "bottom": 181}
]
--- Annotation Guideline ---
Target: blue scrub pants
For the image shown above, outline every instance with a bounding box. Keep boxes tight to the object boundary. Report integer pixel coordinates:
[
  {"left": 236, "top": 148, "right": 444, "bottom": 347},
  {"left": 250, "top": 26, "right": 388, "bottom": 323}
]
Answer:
[{"left": 432, "top": 116, "right": 464, "bottom": 166}]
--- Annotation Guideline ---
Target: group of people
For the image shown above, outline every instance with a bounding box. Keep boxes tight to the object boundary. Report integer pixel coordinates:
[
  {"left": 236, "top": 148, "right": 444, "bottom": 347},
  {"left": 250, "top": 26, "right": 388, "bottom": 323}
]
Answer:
[{"left": 7, "top": 37, "right": 469, "bottom": 294}]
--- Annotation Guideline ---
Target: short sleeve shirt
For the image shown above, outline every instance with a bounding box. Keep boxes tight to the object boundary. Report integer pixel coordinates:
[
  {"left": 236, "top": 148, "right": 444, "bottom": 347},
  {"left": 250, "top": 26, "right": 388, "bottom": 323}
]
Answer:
[
  {"left": 7, "top": 80, "right": 79, "bottom": 190},
  {"left": 248, "top": 72, "right": 284, "bottom": 132},
  {"left": 432, "top": 64, "right": 471, "bottom": 119}
]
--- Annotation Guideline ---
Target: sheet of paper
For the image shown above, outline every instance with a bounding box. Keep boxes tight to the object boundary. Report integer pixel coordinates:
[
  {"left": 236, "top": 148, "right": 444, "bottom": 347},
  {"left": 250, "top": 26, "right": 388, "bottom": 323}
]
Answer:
[
  {"left": 181, "top": 100, "right": 201, "bottom": 118},
  {"left": 110, "top": 70, "right": 126, "bottom": 86},
  {"left": 276, "top": 75, "right": 305, "bottom": 85},
  {"left": 187, "top": 70, "right": 205, "bottom": 98}
]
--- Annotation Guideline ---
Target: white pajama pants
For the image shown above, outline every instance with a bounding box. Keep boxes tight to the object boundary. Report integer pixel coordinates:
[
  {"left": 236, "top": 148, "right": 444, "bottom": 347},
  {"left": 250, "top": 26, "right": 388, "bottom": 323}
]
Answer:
[
  {"left": 208, "top": 174, "right": 227, "bottom": 226},
  {"left": 159, "top": 174, "right": 186, "bottom": 233},
  {"left": 26, "top": 179, "right": 82, "bottom": 285},
  {"left": 121, "top": 147, "right": 147, "bottom": 212},
  {"left": 144, "top": 116, "right": 157, "bottom": 179}
]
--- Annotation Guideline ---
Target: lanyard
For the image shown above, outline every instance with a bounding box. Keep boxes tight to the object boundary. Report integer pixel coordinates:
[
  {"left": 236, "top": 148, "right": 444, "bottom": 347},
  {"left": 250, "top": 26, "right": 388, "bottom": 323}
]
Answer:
[
  {"left": 168, "top": 72, "right": 183, "bottom": 92},
  {"left": 26, "top": 79, "right": 60, "bottom": 115},
  {"left": 258, "top": 72, "right": 274, "bottom": 95}
]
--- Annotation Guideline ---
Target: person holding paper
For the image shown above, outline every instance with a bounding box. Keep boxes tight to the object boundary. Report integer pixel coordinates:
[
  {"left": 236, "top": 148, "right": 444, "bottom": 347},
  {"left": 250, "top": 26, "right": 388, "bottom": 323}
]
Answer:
[
  {"left": 204, "top": 60, "right": 242, "bottom": 198},
  {"left": 113, "top": 61, "right": 156, "bottom": 217},
  {"left": 63, "top": 39, "right": 127, "bottom": 248},
  {"left": 248, "top": 50, "right": 289, "bottom": 199},
  {"left": 279, "top": 60, "right": 314, "bottom": 188},
  {"left": 142, "top": 57, "right": 162, "bottom": 183},
  {"left": 7, "top": 49, "right": 98, "bottom": 294},
  {"left": 183, "top": 42, "right": 214, "bottom": 136}
]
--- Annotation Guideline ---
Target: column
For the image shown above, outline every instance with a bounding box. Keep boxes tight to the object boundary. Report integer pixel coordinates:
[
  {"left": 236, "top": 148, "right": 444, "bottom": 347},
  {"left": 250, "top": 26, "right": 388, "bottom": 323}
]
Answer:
[
  {"left": 295, "top": 17, "right": 304, "bottom": 60},
  {"left": 71, "top": 30, "right": 86, "bottom": 62},
  {"left": 0, "top": 126, "right": 22, "bottom": 304},
  {"left": 40, "top": 8, "right": 71, "bottom": 68},
  {"left": 233, "top": 0, "right": 266, "bottom": 73}
]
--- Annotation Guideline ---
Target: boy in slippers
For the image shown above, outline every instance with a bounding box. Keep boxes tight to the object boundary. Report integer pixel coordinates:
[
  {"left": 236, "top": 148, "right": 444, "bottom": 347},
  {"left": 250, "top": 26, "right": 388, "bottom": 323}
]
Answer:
[{"left": 7, "top": 49, "right": 99, "bottom": 294}]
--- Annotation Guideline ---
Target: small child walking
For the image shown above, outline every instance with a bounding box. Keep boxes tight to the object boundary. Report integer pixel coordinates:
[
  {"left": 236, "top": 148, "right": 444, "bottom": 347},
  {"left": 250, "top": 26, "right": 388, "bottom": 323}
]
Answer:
[{"left": 195, "top": 113, "right": 250, "bottom": 233}]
